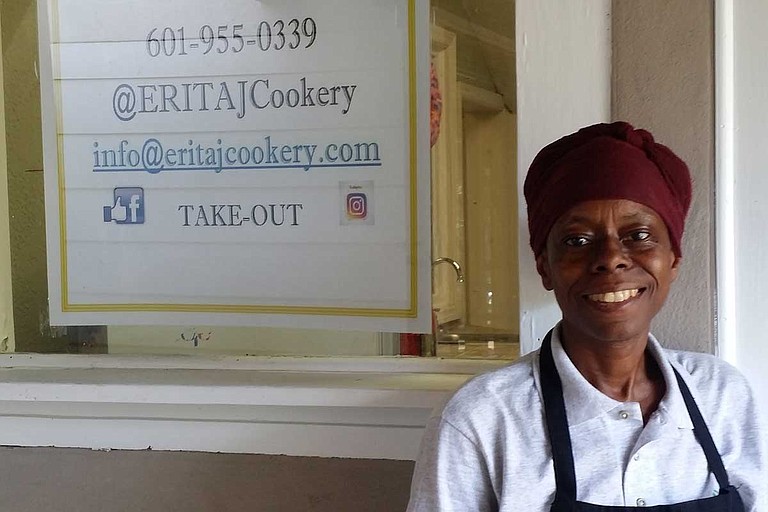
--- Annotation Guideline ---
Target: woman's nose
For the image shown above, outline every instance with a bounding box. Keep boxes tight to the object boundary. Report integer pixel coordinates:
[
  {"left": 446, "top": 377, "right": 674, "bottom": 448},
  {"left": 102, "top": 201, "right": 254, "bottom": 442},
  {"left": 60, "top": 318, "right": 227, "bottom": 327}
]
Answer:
[{"left": 591, "top": 237, "right": 631, "bottom": 273}]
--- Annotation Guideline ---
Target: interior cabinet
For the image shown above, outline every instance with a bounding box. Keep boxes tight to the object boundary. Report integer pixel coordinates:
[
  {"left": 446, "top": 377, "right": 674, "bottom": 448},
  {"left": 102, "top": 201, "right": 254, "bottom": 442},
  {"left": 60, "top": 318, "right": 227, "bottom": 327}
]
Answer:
[{"left": 430, "top": 21, "right": 518, "bottom": 336}]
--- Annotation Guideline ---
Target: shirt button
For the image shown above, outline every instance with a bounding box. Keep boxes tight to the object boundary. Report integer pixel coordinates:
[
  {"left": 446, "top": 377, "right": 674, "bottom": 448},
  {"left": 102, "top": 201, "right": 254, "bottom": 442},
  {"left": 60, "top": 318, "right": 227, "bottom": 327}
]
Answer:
[
  {"left": 636, "top": 498, "right": 646, "bottom": 506},
  {"left": 633, "top": 453, "right": 640, "bottom": 461},
  {"left": 658, "top": 415, "right": 667, "bottom": 424},
  {"left": 619, "top": 410, "right": 629, "bottom": 419}
]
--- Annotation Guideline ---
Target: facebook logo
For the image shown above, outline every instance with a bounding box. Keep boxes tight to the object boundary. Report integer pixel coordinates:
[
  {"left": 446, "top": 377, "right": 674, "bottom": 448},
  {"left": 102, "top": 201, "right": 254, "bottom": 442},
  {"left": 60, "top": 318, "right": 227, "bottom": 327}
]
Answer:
[{"left": 103, "top": 187, "right": 145, "bottom": 225}]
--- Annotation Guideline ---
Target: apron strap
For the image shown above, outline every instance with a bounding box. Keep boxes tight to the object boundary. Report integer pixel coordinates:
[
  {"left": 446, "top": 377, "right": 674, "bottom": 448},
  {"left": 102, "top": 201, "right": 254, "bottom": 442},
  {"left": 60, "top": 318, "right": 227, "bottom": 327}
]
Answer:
[
  {"left": 539, "top": 330, "right": 578, "bottom": 501},
  {"left": 672, "top": 368, "right": 731, "bottom": 490},
  {"left": 539, "top": 329, "right": 733, "bottom": 501}
]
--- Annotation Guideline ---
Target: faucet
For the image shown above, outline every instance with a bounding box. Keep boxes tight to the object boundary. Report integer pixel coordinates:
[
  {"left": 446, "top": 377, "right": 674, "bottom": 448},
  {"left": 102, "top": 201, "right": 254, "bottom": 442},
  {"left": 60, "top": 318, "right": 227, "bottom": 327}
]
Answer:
[
  {"left": 432, "top": 257, "right": 464, "bottom": 283},
  {"left": 428, "top": 257, "right": 465, "bottom": 355}
]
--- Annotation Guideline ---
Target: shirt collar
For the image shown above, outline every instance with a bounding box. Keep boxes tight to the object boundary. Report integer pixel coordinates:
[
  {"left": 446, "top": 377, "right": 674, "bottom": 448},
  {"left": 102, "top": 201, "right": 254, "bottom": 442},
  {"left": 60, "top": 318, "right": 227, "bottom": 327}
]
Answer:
[
  {"left": 539, "top": 325, "right": 694, "bottom": 430},
  {"left": 645, "top": 333, "right": 694, "bottom": 430}
]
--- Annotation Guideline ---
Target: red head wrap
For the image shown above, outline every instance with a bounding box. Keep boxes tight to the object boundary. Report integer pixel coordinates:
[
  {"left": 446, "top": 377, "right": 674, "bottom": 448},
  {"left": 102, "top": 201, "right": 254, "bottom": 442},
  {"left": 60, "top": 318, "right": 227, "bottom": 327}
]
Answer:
[{"left": 524, "top": 122, "right": 692, "bottom": 257}]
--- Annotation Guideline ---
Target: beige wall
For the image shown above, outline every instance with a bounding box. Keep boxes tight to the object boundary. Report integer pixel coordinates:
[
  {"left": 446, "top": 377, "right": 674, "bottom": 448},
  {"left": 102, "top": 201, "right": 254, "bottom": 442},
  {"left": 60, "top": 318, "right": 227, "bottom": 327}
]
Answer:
[
  {"left": 0, "top": 447, "right": 413, "bottom": 512},
  {"left": 464, "top": 110, "right": 518, "bottom": 332},
  {"left": 2, "top": 0, "right": 61, "bottom": 352},
  {"left": 612, "top": 0, "right": 715, "bottom": 353},
  {"left": 0, "top": 5, "right": 15, "bottom": 352}
]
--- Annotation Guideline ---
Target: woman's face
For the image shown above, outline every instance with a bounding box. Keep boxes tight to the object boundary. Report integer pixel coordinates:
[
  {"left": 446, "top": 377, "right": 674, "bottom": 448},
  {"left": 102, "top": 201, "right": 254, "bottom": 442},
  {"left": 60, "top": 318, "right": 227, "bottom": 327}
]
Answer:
[{"left": 536, "top": 199, "right": 681, "bottom": 344}]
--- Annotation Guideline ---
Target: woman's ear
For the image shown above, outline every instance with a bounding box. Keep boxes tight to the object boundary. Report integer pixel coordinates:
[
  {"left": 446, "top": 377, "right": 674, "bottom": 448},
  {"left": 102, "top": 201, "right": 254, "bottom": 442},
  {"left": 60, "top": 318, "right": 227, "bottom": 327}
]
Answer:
[
  {"left": 536, "top": 252, "right": 554, "bottom": 291},
  {"left": 670, "top": 255, "right": 682, "bottom": 282}
]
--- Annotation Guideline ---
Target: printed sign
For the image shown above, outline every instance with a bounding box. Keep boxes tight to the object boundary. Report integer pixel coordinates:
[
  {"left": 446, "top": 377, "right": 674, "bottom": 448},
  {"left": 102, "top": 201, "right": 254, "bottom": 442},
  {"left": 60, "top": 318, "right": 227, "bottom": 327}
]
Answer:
[{"left": 38, "top": 0, "right": 431, "bottom": 331}]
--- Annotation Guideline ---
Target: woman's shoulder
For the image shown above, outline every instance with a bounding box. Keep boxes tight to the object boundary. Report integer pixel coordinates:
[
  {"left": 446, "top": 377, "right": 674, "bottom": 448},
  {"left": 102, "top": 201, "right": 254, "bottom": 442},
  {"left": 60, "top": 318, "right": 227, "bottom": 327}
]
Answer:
[
  {"left": 439, "top": 351, "right": 542, "bottom": 428},
  {"left": 665, "top": 348, "right": 748, "bottom": 382},
  {"left": 664, "top": 347, "right": 755, "bottom": 404}
]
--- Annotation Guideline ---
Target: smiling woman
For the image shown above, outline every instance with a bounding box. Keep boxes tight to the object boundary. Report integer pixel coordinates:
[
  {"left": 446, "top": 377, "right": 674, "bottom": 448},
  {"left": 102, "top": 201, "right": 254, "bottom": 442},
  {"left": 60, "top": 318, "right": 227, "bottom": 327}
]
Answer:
[
  {"left": 407, "top": 122, "right": 766, "bottom": 511},
  {"left": 540, "top": 200, "right": 680, "bottom": 363}
]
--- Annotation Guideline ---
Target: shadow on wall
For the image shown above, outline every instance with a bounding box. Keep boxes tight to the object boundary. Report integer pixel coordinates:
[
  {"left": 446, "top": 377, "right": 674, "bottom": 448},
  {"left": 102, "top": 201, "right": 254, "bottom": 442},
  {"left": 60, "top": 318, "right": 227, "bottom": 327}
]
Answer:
[{"left": 0, "top": 447, "right": 414, "bottom": 512}]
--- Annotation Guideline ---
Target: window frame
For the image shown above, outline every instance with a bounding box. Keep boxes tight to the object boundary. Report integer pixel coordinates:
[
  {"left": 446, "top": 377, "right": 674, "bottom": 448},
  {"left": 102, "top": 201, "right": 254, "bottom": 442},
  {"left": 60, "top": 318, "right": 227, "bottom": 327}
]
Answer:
[{"left": 0, "top": 0, "right": 612, "bottom": 459}]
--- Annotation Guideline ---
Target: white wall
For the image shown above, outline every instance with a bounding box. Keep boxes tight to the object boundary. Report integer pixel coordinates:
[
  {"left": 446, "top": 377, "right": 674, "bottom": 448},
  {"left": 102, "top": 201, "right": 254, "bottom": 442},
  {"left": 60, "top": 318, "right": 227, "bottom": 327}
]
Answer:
[
  {"left": 516, "top": 0, "right": 612, "bottom": 353},
  {"left": 729, "top": 0, "right": 768, "bottom": 411}
]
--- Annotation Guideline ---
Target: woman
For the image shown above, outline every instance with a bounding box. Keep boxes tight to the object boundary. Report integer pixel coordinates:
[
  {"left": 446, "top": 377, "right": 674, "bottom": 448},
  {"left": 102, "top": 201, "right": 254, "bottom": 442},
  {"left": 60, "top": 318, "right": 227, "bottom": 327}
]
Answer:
[{"left": 407, "top": 122, "right": 765, "bottom": 511}]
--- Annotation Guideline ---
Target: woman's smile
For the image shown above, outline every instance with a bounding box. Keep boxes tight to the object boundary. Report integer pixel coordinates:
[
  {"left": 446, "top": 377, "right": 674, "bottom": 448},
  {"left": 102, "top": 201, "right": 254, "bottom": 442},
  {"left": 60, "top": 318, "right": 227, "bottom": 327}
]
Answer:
[{"left": 586, "top": 288, "right": 640, "bottom": 303}]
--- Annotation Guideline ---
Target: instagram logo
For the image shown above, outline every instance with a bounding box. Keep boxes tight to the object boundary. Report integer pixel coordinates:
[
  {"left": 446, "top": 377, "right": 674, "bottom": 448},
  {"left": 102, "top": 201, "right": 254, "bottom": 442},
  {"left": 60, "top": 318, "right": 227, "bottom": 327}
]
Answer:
[
  {"left": 346, "top": 193, "right": 368, "bottom": 219},
  {"left": 340, "top": 181, "right": 373, "bottom": 225}
]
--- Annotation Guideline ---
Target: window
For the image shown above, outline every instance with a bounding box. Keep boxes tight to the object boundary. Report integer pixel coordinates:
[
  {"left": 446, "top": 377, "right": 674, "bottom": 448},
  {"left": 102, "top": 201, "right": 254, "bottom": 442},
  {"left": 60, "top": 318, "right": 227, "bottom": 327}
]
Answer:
[
  {"left": 0, "top": 0, "right": 519, "bottom": 360},
  {"left": 0, "top": 0, "right": 611, "bottom": 459}
]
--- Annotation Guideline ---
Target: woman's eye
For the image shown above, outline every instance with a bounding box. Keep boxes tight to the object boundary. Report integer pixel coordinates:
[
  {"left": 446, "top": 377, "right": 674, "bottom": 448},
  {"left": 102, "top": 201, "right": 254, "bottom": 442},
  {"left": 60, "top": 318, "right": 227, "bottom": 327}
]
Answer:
[
  {"left": 628, "top": 230, "right": 652, "bottom": 242},
  {"left": 564, "top": 236, "right": 590, "bottom": 247}
]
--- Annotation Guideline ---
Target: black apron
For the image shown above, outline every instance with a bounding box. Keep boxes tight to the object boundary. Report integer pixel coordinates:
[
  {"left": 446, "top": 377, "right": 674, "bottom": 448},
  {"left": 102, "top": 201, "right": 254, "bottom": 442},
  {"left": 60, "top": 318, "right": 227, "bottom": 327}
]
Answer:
[{"left": 539, "top": 331, "right": 745, "bottom": 511}]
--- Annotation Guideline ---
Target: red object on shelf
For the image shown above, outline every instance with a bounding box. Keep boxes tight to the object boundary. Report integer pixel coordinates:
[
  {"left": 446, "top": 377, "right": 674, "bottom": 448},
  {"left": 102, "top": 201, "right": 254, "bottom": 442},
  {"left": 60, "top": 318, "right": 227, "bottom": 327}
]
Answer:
[
  {"left": 430, "top": 61, "right": 442, "bottom": 147},
  {"left": 399, "top": 333, "right": 421, "bottom": 356}
]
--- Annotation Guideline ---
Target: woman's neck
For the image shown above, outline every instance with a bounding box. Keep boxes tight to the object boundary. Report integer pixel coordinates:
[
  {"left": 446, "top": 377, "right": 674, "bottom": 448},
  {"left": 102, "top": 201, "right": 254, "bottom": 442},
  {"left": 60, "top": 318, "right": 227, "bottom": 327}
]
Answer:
[{"left": 559, "top": 324, "right": 665, "bottom": 422}]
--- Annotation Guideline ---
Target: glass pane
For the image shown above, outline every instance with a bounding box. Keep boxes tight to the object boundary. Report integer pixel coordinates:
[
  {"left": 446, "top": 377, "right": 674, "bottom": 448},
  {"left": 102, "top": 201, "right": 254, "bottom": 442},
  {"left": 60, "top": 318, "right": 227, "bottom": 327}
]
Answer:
[
  {"left": 429, "top": 0, "right": 519, "bottom": 360},
  {"left": 0, "top": 0, "right": 517, "bottom": 359}
]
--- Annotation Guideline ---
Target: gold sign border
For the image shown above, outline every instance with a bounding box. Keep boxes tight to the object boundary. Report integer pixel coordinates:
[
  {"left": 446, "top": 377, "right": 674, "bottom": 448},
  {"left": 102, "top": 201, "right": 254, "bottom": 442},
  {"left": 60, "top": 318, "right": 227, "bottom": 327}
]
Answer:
[{"left": 54, "top": 0, "right": 420, "bottom": 319}]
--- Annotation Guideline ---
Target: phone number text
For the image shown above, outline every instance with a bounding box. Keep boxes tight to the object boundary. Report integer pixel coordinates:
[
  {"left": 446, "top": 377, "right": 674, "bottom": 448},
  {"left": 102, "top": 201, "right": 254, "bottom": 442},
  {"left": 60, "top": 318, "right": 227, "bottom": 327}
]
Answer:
[{"left": 146, "top": 19, "right": 317, "bottom": 58}]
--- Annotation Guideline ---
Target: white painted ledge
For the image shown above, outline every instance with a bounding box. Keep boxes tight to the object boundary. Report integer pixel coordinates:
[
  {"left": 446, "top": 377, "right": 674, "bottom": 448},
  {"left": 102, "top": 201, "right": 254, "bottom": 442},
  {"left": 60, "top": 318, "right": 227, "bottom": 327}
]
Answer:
[{"left": 0, "top": 355, "right": 506, "bottom": 460}]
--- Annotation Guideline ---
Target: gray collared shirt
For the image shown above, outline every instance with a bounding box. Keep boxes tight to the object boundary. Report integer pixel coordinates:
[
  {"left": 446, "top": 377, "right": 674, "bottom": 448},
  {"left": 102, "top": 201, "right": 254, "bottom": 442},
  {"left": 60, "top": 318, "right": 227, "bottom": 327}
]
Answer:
[{"left": 407, "top": 328, "right": 766, "bottom": 511}]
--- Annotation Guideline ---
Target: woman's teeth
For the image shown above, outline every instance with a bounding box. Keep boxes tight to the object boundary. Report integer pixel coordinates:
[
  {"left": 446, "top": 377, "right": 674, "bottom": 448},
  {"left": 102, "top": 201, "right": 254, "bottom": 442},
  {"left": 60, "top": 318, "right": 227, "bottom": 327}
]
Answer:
[{"left": 588, "top": 289, "right": 640, "bottom": 303}]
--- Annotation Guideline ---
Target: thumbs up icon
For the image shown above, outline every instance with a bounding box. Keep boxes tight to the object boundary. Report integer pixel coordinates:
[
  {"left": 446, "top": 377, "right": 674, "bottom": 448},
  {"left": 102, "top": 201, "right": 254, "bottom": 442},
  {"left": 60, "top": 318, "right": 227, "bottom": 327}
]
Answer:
[
  {"left": 103, "top": 188, "right": 145, "bottom": 225},
  {"left": 103, "top": 196, "right": 128, "bottom": 222}
]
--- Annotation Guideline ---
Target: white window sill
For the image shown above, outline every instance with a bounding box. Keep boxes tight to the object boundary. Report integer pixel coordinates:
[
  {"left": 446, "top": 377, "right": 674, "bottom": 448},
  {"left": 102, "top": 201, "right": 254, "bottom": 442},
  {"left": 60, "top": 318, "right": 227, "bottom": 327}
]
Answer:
[{"left": 0, "top": 354, "right": 507, "bottom": 460}]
